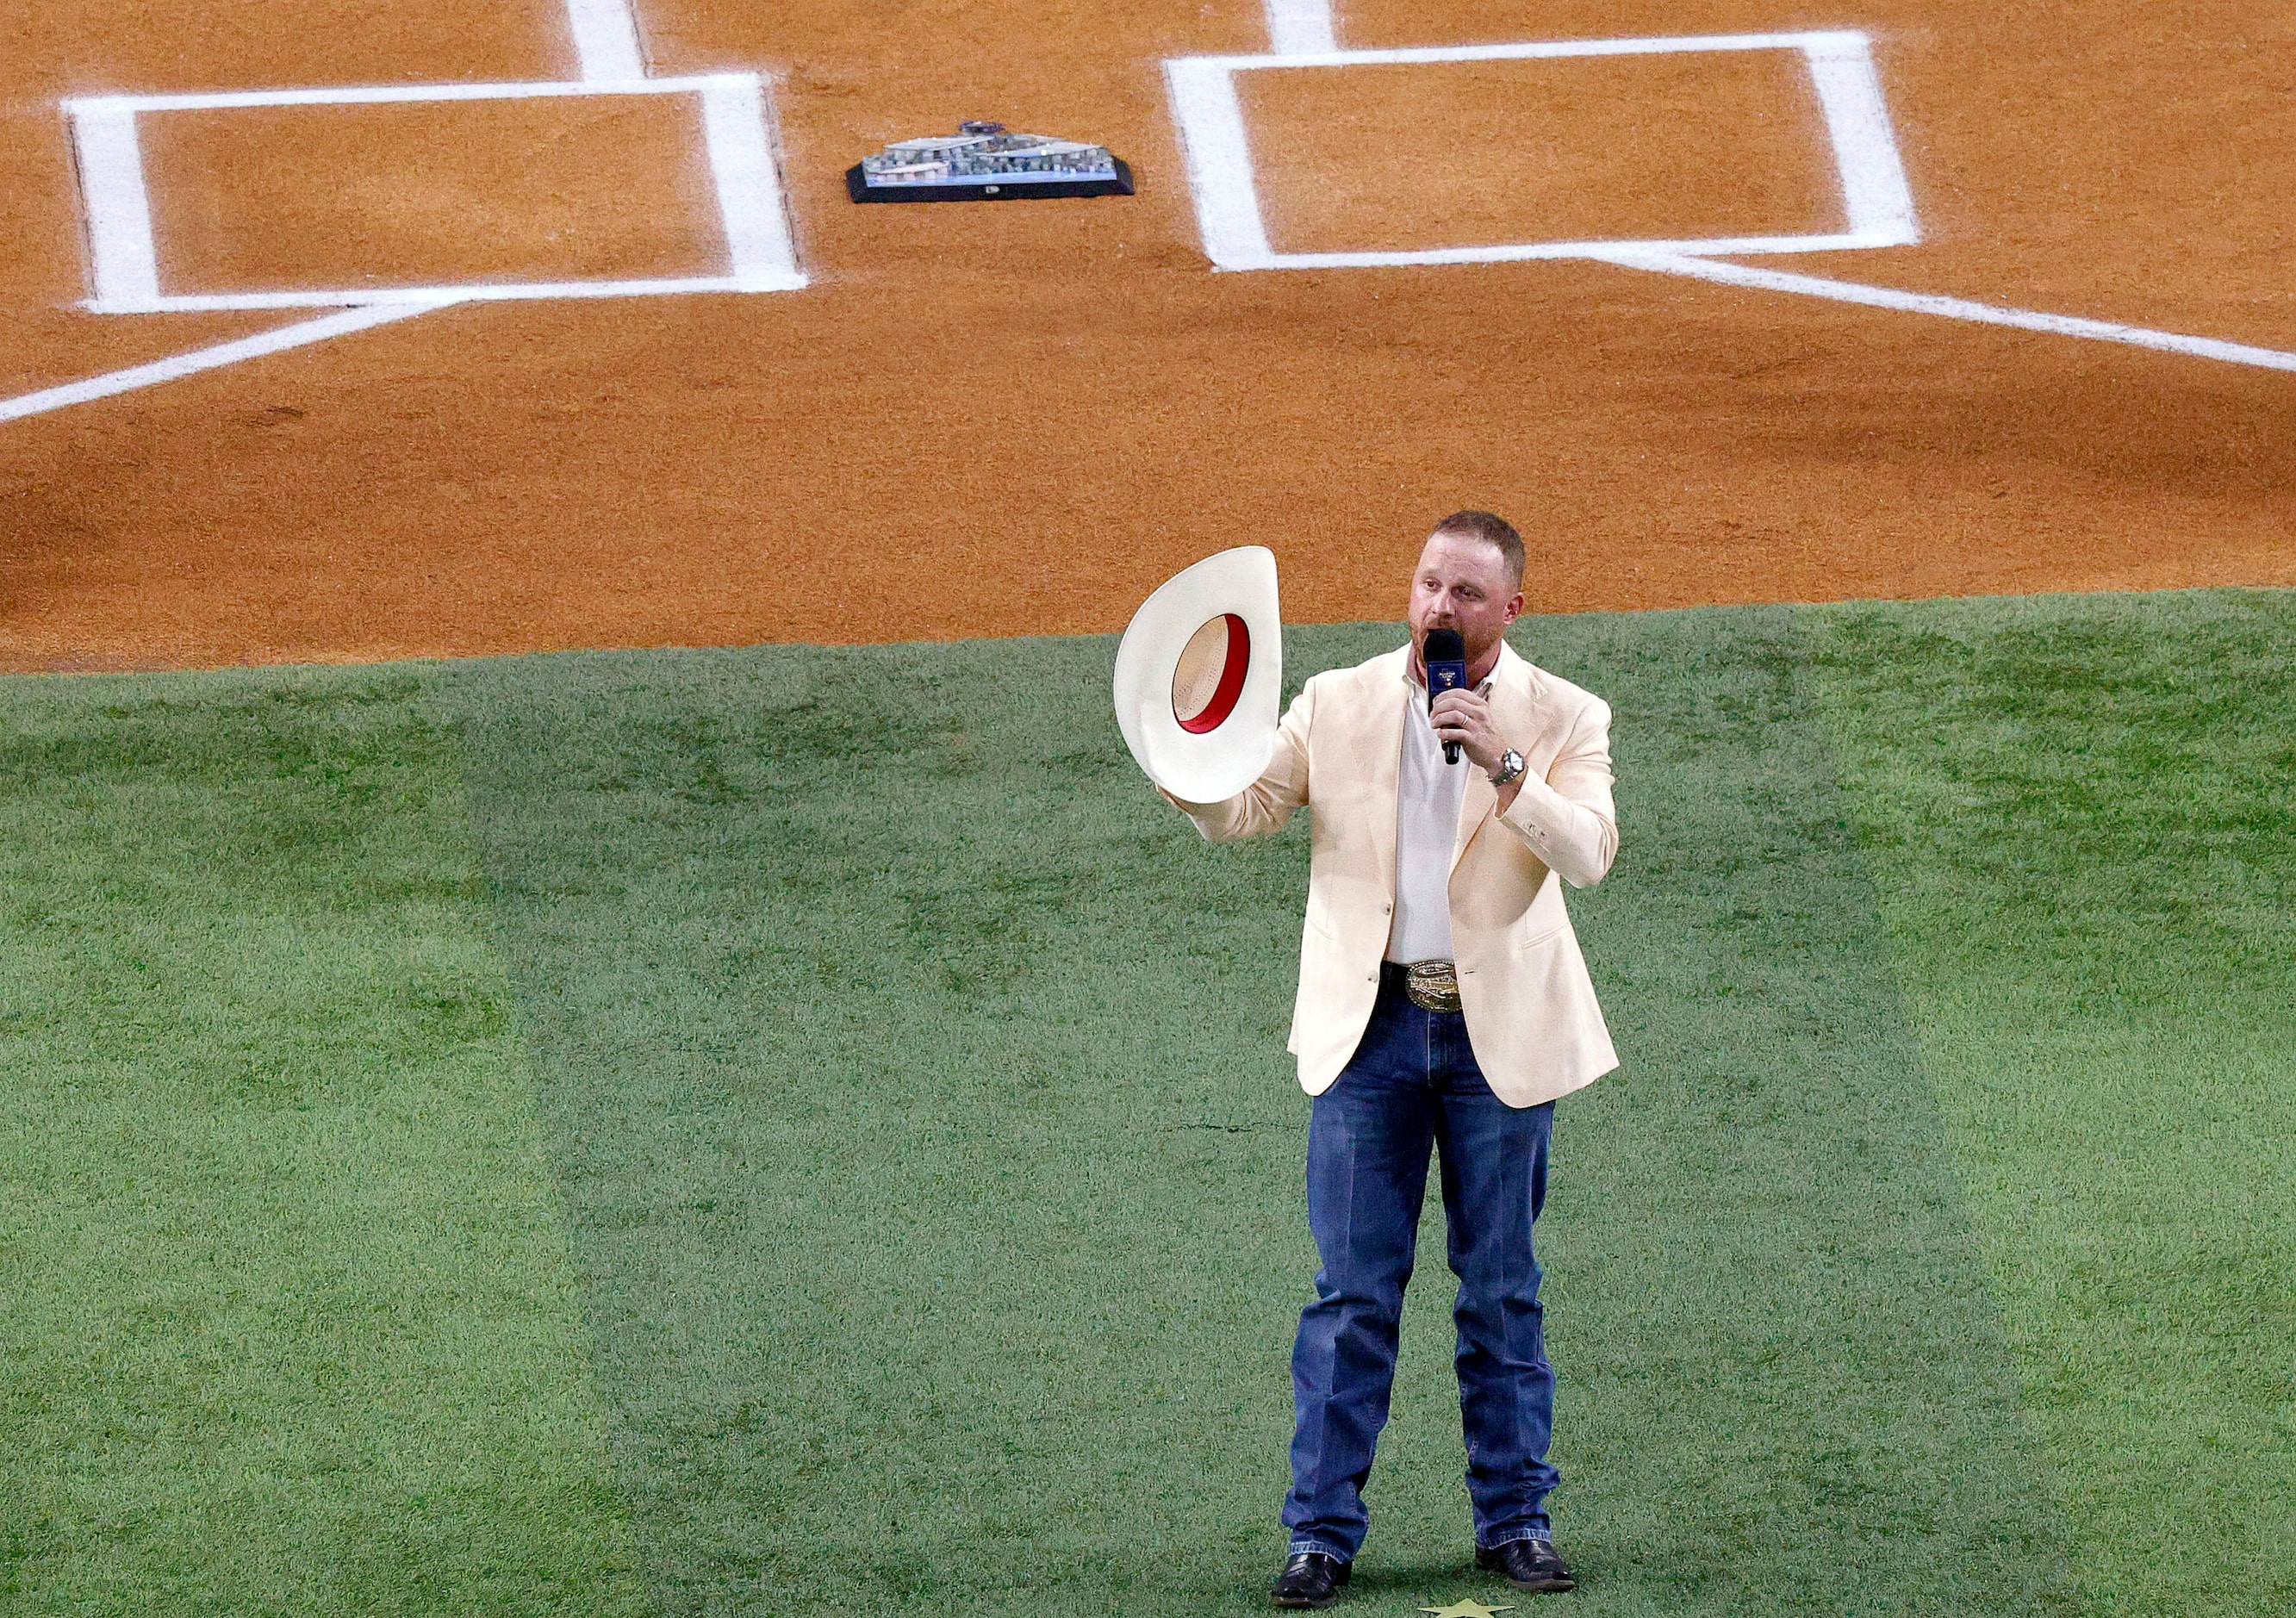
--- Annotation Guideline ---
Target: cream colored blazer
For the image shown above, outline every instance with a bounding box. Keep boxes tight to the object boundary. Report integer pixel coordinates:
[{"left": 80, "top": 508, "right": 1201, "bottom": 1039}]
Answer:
[{"left": 1171, "top": 642, "right": 1620, "bottom": 1108}]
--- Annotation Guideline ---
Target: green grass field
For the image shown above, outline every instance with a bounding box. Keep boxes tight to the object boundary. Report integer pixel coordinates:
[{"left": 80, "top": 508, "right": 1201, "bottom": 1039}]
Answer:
[{"left": 3, "top": 591, "right": 2289, "bottom": 1616}]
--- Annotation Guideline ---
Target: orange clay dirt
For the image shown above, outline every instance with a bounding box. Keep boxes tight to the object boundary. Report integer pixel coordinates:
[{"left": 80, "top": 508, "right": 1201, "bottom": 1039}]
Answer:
[
  {"left": 0, "top": 0, "right": 2292, "bottom": 669},
  {"left": 1241, "top": 50, "right": 1838, "bottom": 256},
  {"left": 142, "top": 95, "right": 729, "bottom": 296}
]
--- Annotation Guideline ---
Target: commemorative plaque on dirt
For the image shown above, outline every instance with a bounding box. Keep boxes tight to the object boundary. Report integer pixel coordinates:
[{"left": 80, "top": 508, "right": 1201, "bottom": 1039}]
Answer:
[{"left": 847, "top": 121, "right": 1135, "bottom": 203}]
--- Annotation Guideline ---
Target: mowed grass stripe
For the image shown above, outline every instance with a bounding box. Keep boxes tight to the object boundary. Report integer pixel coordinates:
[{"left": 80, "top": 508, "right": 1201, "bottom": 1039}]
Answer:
[
  {"left": 439, "top": 617, "right": 2069, "bottom": 1617},
  {"left": 439, "top": 638, "right": 1322, "bottom": 1617},
  {"left": 1808, "top": 590, "right": 2296, "bottom": 1618},
  {"left": 0, "top": 673, "right": 647, "bottom": 1617},
  {"left": 1540, "top": 607, "right": 2072, "bottom": 1614}
]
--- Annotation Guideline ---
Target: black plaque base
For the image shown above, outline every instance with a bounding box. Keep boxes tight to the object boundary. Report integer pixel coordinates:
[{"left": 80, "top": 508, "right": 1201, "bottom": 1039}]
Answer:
[{"left": 846, "top": 159, "right": 1135, "bottom": 204}]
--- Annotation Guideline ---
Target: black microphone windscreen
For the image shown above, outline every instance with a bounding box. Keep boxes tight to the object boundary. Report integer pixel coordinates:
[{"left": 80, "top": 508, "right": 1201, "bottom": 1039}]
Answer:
[{"left": 1424, "top": 628, "right": 1465, "bottom": 663}]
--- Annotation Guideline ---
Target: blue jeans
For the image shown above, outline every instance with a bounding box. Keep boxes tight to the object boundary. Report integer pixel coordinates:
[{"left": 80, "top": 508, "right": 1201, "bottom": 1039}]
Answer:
[{"left": 1282, "top": 967, "right": 1559, "bottom": 1562}]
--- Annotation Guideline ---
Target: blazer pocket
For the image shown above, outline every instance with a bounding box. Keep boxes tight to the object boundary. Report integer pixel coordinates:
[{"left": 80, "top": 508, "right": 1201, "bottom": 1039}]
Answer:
[{"left": 1511, "top": 917, "right": 1569, "bottom": 953}]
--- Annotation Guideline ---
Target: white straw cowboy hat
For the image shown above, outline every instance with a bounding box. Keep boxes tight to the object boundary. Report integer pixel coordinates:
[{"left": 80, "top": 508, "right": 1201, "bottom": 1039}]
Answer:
[{"left": 1113, "top": 545, "right": 1283, "bottom": 803}]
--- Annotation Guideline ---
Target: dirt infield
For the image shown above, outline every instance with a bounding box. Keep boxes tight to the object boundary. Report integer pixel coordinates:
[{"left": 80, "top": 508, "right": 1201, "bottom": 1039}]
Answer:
[
  {"left": 1241, "top": 50, "right": 1836, "bottom": 254},
  {"left": 144, "top": 95, "right": 727, "bottom": 295},
  {"left": 1, "top": 0, "right": 2291, "bottom": 669}
]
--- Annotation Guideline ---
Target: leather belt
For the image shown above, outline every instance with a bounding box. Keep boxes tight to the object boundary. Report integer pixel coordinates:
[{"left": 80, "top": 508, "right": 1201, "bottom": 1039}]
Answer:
[{"left": 1397, "top": 959, "right": 1463, "bottom": 1014}]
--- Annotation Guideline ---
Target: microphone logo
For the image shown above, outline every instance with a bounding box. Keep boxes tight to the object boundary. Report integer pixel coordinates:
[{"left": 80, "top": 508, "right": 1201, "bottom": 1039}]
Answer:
[{"left": 1423, "top": 628, "right": 1467, "bottom": 765}]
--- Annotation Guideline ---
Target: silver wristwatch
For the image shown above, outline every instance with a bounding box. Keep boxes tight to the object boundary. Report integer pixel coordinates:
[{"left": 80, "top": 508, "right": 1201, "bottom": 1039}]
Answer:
[{"left": 1489, "top": 748, "right": 1527, "bottom": 787}]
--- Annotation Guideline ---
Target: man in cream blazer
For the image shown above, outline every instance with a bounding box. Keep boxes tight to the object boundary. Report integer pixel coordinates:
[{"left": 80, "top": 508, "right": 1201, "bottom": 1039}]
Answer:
[{"left": 1167, "top": 513, "right": 1618, "bottom": 1608}]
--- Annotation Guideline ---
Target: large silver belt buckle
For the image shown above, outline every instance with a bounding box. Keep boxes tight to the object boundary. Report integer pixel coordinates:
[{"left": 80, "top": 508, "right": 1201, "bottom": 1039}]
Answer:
[{"left": 1403, "top": 960, "right": 1463, "bottom": 1014}]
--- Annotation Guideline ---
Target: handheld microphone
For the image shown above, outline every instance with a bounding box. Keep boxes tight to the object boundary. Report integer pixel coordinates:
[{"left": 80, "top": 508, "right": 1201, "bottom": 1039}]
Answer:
[{"left": 1423, "top": 627, "right": 1467, "bottom": 765}]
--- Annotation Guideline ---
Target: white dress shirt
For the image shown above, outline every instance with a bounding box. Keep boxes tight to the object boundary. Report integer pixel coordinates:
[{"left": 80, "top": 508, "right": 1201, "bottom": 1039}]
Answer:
[{"left": 1386, "top": 670, "right": 1486, "bottom": 964}]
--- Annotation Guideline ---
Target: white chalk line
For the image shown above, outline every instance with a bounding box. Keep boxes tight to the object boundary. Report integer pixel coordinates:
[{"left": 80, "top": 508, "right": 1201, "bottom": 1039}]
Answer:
[
  {"left": 0, "top": 302, "right": 450, "bottom": 425},
  {"left": 566, "top": 0, "right": 646, "bottom": 81},
  {"left": 68, "top": 72, "right": 744, "bottom": 115},
  {"left": 1264, "top": 0, "right": 1336, "bottom": 55},
  {"left": 1590, "top": 251, "right": 2296, "bottom": 373},
  {"left": 1198, "top": 231, "right": 1905, "bottom": 271},
  {"left": 1193, "top": 30, "right": 1876, "bottom": 73},
  {"left": 86, "top": 274, "right": 804, "bottom": 315},
  {"left": 1166, "top": 58, "right": 1273, "bottom": 270},
  {"left": 697, "top": 76, "right": 802, "bottom": 288},
  {"left": 70, "top": 103, "right": 159, "bottom": 310},
  {"left": 1803, "top": 41, "right": 1916, "bottom": 244}
]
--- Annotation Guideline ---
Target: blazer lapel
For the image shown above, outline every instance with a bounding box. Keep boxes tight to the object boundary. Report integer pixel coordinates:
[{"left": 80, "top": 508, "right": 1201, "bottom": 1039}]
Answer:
[
  {"left": 1356, "top": 650, "right": 1409, "bottom": 899},
  {"left": 1453, "top": 761, "right": 1496, "bottom": 874}
]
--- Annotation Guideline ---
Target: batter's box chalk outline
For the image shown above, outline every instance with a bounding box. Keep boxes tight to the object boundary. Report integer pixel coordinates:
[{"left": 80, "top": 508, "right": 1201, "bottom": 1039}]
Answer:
[
  {"left": 64, "top": 73, "right": 806, "bottom": 314},
  {"left": 1164, "top": 31, "right": 1920, "bottom": 271}
]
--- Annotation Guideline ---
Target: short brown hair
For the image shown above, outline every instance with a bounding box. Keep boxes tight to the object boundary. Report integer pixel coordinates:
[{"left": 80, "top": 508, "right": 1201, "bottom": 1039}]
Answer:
[{"left": 1429, "top": 510, "right": 1524, "bottom": 589}]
